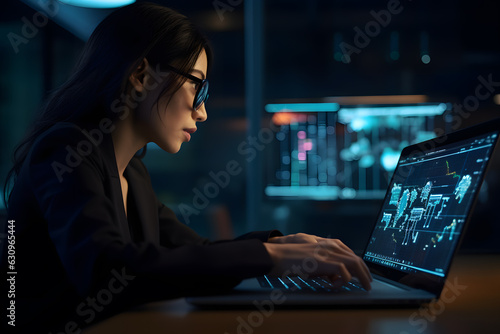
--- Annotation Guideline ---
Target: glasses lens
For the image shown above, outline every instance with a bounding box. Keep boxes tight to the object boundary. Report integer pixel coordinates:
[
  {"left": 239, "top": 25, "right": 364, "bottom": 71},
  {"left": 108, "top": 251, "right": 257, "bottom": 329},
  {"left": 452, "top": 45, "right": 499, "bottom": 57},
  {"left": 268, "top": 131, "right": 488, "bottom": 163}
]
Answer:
[{"left": 194, "top": 80, "right": 209, "bottom": 110}]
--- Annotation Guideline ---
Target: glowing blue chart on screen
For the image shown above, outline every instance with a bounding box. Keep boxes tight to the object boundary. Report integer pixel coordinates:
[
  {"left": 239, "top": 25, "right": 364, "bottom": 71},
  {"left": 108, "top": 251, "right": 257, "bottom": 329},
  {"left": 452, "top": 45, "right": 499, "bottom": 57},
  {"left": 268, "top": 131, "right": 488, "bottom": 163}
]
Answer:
[
  {"left": 454, "top": 175, "right": 472, "bottom": 204},
  {"left": 389, "top": 184, "right": 402, "bottom": 206},
  {"left": 363, "top": 132, "right": 497, "bottom": 277},
  {"left": 402, "top": 207, "right": 425, "bottom": 245},
  {"left": 420, "top": 181, "right": 432, "bottom": 202},
  {"left": 395, "top": 189, "right": 409, "bottom": 224},
  {"left": 409, "top": 189, "right": 418, "bottom": 206}
]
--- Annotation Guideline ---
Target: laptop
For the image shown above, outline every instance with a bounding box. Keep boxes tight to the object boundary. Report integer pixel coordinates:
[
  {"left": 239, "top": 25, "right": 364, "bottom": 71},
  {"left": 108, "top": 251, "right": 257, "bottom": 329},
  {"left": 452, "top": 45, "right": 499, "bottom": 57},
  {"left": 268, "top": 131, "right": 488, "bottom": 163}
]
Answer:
[{"left": 188, "top": 118, "right": 500, "bottom": 307}]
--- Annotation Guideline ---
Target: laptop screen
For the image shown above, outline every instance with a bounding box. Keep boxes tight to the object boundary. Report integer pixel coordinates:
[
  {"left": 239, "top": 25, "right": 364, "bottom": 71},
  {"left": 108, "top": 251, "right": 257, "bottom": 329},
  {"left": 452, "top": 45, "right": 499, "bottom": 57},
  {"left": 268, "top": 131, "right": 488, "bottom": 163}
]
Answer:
[{"left": 363, "top": 129, "right": 498, "bottom": 277}]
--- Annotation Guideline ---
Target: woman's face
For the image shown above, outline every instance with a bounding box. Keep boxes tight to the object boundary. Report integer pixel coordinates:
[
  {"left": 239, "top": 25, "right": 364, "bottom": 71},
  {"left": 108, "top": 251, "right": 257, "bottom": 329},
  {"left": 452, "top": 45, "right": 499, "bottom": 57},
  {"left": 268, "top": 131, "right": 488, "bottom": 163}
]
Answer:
[{"left": 137, "top": 49, "right": 208, "bottom": 154}]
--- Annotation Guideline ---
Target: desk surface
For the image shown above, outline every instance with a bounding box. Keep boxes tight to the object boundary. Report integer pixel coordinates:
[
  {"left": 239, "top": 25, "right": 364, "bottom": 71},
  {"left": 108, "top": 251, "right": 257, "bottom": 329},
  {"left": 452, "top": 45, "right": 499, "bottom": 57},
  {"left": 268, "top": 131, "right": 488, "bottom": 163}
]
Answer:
[{"left": 83, "top": 254, "right": 500, "bottom": 334}]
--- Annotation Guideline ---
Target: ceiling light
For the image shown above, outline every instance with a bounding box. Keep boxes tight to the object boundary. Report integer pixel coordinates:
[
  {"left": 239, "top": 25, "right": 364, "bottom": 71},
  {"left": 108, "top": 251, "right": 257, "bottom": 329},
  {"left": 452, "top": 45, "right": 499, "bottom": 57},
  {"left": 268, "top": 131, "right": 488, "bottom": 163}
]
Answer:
[{"left": 58, "top": 0, "right": 135, "bottom": 8}]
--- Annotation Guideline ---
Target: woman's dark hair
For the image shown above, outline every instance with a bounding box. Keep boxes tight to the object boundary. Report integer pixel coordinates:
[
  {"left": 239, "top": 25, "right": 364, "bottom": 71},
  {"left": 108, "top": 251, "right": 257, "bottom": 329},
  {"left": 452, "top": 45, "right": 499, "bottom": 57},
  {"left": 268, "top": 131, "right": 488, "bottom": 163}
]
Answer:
[{"left": 3, "top": 2, "right": 212, "bottom": 206}]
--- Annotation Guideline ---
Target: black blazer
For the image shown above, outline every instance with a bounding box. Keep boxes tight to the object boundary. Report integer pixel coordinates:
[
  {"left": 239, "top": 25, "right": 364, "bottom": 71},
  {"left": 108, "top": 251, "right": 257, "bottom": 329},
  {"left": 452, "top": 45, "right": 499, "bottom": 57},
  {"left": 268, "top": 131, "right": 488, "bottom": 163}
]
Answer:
[{"left": 3, "top": 123, "right": 280, "bottom": 332}]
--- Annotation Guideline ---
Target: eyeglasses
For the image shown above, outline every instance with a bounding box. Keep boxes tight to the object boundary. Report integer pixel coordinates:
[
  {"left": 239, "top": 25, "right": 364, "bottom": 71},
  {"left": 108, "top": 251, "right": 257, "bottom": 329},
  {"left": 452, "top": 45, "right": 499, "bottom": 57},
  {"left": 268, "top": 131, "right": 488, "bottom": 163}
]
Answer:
[{"left": 165, "top": 65, "right": 209, "bottom": 111}]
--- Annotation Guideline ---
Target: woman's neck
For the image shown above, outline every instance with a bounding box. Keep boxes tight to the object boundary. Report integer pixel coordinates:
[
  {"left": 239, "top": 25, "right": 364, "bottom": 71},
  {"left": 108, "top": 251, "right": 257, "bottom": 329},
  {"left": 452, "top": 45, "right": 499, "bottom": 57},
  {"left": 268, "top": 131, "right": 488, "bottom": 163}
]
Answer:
[{"left": 111, "top": 114, "right": 147, "bottom": 176}]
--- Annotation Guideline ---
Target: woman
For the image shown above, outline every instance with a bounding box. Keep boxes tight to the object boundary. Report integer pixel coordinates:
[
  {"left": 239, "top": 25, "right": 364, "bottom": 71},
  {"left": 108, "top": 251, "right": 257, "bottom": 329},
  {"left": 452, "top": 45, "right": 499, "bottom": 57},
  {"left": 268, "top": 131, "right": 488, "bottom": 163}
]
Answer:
[{"left": 2, "top": 2, "right": 371, "bottom": 332}]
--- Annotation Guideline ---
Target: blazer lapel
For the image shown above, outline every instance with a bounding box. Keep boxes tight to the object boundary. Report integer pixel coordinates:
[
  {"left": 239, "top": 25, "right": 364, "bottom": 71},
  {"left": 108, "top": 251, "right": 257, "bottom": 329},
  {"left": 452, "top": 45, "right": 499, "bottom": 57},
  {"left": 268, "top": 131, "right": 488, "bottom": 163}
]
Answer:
[
  {"left": 100, "top": 132, "right": 132, "bottom": 241},
  {"left": 124, "top": 162, "right": 160, "bottom": 244}
]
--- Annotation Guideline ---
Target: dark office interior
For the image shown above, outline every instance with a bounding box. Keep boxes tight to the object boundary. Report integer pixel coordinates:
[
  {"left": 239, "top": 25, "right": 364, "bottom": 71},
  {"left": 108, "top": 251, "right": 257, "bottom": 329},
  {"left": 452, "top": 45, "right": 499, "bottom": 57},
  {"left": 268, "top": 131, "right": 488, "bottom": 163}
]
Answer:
[{"left": 1, "top": 1, "right": 500, "bottom": 333}]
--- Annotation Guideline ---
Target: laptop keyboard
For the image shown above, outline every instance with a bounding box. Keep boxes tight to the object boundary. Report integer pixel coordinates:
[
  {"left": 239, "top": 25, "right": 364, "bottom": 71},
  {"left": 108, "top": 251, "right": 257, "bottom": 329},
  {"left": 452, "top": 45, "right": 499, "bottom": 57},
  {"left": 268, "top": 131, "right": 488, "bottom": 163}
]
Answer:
[{"left": 258, "top": 275, "right": 367, "bottom": 293}]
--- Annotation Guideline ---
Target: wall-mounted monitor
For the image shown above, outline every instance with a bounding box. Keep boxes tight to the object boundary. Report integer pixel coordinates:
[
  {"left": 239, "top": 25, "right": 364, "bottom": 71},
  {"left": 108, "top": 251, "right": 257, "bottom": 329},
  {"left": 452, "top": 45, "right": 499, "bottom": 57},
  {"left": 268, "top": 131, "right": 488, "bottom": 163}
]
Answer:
[{"left": 264, "top": 101, "right": 451, "bottom": 200}]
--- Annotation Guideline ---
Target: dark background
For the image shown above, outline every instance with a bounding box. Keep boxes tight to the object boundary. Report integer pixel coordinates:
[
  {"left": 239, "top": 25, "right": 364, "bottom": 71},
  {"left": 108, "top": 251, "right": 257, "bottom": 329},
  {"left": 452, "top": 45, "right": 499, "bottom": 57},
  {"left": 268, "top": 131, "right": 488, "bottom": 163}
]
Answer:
[{"left": 1, "top": 0, "right": 499, "bottom": 254}]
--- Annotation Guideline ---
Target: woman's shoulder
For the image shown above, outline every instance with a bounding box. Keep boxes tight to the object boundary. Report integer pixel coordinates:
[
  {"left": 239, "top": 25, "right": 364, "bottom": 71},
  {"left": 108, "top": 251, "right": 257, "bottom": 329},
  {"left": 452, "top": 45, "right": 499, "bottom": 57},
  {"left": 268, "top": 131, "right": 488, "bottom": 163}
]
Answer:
[
  {"left": 31, "top": 122, "right": 111, "bottom": 154},
  {"left": 34, "top": 122, "right": 90, "bottom": 145},
  {"left": 20, "top": 121, "right": 119, "bottom": 187},
  {"left": 28, "top": 122, "right": 112, "bottom": 173}
]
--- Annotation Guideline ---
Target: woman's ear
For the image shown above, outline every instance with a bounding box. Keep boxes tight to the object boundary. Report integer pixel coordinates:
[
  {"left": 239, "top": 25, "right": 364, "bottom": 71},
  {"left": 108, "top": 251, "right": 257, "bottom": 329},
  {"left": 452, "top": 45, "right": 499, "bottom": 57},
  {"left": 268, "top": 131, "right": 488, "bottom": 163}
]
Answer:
[{"left": 129, "top": 58, "right": 150, "bottom": 93}]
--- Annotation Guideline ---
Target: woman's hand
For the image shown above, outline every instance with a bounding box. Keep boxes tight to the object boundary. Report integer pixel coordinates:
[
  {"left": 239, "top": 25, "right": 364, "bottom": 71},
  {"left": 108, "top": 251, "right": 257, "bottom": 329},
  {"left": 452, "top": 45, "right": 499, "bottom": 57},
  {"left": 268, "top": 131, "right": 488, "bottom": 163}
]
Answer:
[
  {"left": 268, "top": 232, "right": 328, "bottom": 245},
  {"left": 264, "top": 234, "right": 372, "bottom": 290}
]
